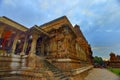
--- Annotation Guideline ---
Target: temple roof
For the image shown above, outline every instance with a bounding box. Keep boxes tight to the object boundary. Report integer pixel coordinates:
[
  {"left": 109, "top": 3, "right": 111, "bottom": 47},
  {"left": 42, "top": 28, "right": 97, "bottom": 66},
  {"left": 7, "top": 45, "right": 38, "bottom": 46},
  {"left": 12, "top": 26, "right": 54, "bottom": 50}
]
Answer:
[
  {"left": 74, "top": 24, "right": 88, "bottom": 43},
  {"left": 39, "top": 16, "right": 77, "bottom": 37},
  {"left": 40, "top": 16, "right": 66, "bottom": 27}
]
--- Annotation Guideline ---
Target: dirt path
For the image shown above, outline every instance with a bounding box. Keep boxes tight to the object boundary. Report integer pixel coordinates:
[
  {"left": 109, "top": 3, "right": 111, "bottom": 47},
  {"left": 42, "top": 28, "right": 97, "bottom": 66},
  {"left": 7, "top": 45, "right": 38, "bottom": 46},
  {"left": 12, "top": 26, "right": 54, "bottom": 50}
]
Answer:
[{"left": 85, "top": 68, "right": 120, "bottom": 80}]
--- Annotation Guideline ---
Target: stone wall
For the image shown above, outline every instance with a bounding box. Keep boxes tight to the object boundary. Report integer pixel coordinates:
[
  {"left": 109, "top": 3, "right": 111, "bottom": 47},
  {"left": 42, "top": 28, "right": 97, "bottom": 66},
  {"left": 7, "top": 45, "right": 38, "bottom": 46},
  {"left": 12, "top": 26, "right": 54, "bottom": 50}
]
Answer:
[
  {"left": 0, "top": 54, "right": 27, "bottom": 77},
  {"left": 108, "top": 62, "right": 120, "bottom": 68}
]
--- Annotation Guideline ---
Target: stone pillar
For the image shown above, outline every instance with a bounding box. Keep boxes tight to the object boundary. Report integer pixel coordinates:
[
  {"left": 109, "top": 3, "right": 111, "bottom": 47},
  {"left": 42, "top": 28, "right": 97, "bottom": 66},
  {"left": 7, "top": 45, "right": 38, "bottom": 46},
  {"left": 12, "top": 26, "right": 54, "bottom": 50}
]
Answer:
[
  {"left": 20, "top": 35, "right": 28, "bottom": 55},
  {"left": 0, "top": 26, "right": 4, "bottom": 49},
  {"left": 11, "top": 34, "right": 19, "bottom": 55},
  {"left": 29, "top": 34, "right": 38, "bottom": 57},
  {"left": 0, "top": 25, "right": 5, "bottom": 38},
  {"left": 28, "top": 33, "right": 39, "bottom": 68},
  {"left": 19, "top": 35, "right": 28, "bottom": 68}
]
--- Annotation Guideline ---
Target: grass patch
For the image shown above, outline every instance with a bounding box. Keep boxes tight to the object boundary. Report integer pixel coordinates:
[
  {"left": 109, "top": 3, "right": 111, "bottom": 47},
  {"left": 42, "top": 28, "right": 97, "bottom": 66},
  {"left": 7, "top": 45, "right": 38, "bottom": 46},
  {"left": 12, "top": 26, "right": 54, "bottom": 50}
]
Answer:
[{"left": 108, "top": 67, "right": 120, "bottom": 76}]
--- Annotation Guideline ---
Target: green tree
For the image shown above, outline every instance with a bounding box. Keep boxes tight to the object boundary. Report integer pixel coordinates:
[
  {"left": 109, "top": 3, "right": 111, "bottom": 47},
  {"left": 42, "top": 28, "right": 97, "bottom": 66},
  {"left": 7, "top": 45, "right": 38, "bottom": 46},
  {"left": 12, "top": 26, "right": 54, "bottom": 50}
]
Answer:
[{"left": 94, "top": 56, "right": 104, "bottom": 66}]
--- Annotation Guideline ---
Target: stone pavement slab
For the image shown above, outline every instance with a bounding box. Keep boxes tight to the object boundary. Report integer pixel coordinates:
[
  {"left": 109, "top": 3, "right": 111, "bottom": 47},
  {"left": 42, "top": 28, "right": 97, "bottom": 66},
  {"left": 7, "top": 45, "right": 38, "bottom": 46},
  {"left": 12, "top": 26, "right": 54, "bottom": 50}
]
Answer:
[{"left": 85, "top": 68, "right": 120, "bottom": 80}]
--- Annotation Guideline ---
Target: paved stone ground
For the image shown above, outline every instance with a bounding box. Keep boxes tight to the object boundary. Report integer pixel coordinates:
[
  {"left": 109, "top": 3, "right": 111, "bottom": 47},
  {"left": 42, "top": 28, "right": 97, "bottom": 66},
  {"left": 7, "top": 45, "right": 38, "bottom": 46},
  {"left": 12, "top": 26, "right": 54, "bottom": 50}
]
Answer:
[{"left": 85, "top": 68, "right": 120, "bottom": 80}]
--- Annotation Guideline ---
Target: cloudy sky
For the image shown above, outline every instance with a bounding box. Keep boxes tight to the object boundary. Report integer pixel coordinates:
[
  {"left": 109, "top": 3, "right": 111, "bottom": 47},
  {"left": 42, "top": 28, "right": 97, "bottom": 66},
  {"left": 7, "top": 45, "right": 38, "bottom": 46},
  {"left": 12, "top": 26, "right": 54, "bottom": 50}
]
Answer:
[{"left": 0, "top": 0, "right": 120, "bottom": 58}]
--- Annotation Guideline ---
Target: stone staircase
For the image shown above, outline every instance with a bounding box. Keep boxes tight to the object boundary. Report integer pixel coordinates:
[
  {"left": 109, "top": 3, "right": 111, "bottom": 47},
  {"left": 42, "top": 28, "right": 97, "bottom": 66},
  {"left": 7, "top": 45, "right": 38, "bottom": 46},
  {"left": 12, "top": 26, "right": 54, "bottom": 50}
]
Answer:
[
  {"left": 0, "top": 56, "right": 71, "bottom": 80},
  {"left": 44, "top": 59, "right": 71, "bottom": 80},
  {"left": 0, "top": 68, "right": 47, "bottom": 80}
]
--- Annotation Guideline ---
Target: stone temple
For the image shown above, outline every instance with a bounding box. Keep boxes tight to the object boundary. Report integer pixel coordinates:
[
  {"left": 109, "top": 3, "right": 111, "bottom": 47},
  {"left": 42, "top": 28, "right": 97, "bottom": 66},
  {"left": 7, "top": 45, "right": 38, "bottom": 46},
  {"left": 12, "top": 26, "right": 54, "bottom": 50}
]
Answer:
[
  {"left": 107, "top": 52, "right": 120, "bottom": 68},
  {"left": 0, "top": 16, "right": 93, "bottom": 80}
]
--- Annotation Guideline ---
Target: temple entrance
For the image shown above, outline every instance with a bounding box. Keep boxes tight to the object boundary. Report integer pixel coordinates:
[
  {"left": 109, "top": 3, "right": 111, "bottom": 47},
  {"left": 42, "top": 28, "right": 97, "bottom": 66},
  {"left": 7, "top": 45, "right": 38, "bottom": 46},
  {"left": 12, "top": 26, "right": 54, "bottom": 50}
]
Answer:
[
  {"left": 36, "top": 36, "right": 49, "bottom": 56},
  {"left": 36, "top": 37, "right": 42, "bottom": 56}
]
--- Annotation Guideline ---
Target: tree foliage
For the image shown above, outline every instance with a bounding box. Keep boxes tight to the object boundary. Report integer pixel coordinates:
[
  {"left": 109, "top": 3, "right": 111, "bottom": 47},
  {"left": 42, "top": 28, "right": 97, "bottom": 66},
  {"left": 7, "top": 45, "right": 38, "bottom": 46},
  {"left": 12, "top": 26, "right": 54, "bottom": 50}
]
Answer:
[{"left": 94, "top": 56, "right": 104, "bottom": 66}]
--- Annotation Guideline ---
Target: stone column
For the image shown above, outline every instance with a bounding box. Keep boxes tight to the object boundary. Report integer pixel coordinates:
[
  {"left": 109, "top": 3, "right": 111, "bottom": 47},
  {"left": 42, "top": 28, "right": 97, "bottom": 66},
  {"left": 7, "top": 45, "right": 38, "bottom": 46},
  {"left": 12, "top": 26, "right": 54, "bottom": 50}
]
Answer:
[
  {"left": 0, "top": 25, "right": 5, "bottom": 38},
  {"left": 29, "top": 34, "right": 38, "bottom": 57},
  {"left": 19, "top": 35, "right": 28, "bottom": 68},
  {"left": 11, "top": 34, "right": 19, "bottom": 55},
  {"left": 28, "top": 33, "right": 39, "bottom": 68},
  {"left": 20, "top": 35, "right": 28, "bottom": 55},
  {"left": 0, "top": 26, "right": 4, "bottom": 49}
]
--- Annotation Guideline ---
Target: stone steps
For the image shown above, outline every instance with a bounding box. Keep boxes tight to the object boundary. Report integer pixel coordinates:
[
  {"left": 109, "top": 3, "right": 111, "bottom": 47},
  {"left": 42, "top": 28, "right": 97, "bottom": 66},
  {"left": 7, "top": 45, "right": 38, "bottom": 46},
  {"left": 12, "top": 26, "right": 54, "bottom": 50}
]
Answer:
[
  {"left": 44, "top": 59, "right": 70, "bottom": 80},
  {"left": 0, "top": 68, "right": 47, "bottom": 80},
  {"left": 0, "top": 68, "right": 19, "bottom": 78},
  {"left": 0, "top": 76, "right": 25, "bottom": 80},
  {"left": 0, "top": 56, "right": 71, "bottom": 80}
]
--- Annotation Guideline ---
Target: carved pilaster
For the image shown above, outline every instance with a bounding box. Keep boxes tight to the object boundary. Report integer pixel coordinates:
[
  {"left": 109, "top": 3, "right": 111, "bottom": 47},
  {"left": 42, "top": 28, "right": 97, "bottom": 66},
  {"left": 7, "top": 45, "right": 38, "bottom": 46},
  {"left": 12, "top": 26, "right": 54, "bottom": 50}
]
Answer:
[
  {"left": 0, "top": 26, "right": 5, "bottom": 38},
  {"left": 63, "top": 35, "right": 70, "bottom": 57}
]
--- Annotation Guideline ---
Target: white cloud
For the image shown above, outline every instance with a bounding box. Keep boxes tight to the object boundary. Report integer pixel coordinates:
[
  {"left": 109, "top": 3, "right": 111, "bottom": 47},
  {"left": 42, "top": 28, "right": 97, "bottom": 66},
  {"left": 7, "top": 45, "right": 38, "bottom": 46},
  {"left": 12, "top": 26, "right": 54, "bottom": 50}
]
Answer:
[
  {"left": 92, "top": 46, "right": 112, "bottom": 50},
  {"left": 93, "top": 0, "right": 107, "bottom": 4},
  {"left": 39, "top": 0, "right": 49, "bottom": 10},
  {"left": 2, "top": 0, "right": 16, "bottom": 6},
  {"left": 92, "top": 47, "right": 100, "bottom": 50},
  {"left": 105, "top": 29, "right": 113, "bottom": 32}
]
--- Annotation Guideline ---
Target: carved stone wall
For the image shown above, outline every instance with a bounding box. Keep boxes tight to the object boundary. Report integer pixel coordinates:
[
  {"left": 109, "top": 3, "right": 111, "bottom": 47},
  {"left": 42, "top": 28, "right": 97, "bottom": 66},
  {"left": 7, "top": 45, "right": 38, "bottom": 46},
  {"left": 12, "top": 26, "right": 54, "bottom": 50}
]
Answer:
[{"left": 76, "top": 43, "right": 87, "bottom": 61}]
